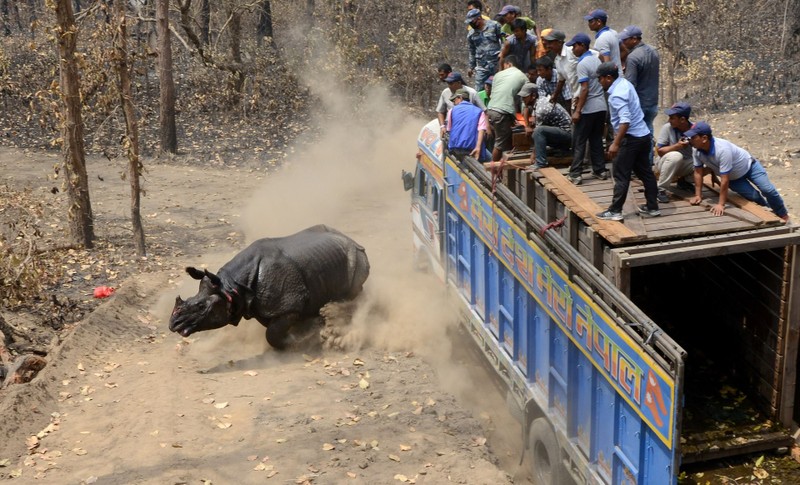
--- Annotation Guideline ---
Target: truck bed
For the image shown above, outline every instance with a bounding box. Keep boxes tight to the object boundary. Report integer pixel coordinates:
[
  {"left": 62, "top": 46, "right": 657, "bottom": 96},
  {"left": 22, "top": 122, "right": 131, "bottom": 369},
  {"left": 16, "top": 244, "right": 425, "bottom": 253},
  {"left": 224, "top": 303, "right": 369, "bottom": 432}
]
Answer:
[{"left": 488, "top": 157, "right": 800, "bottom": 465}]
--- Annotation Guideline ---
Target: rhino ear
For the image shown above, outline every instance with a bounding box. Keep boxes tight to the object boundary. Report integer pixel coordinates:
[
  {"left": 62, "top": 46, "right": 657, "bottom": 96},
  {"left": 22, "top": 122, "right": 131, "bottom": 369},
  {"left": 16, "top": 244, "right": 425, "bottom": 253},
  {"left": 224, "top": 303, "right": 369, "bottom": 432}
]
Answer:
[
  {"left": 186, "top": 267, "right": 205, "bottom": 280},
  {"left": 204, "top": 269, "right": 222, "bottom": 287},
  {"left": 174, "top": 295, "right": 184, "bottom": 305}
]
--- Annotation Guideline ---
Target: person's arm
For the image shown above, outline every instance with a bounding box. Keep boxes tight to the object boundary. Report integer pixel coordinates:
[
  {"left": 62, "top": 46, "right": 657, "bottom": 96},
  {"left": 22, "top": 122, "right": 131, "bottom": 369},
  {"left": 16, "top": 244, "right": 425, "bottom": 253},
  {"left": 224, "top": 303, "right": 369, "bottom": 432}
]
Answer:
[
  {"left": 656, "top": 136, "right": 689, "bottom": 157},
  {"left": 552, "top": 78, "right": 565, "bottom": 105},
  {"left": 471, "top": 112, "right": 488, "bottom": 157},
  {"left": 468, "top": 35, "right": 476, "bottom": 78},
  {"left": 438, "top": 111, "right": 447, "bottom": 135},
  {"left": 499, "top": 41, "right": 510, "bottom": 69},
  {"left": 711, "top": 173, "right": 730, "bottom": 216},
  {"left": 571, "top": 80, "right": 588, "bottom": 123}
]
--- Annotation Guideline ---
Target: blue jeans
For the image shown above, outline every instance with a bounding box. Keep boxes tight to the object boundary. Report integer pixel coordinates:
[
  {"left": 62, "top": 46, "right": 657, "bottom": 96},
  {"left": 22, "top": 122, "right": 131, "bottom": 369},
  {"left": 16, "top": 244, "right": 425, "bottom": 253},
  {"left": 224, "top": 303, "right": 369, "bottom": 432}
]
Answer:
[
  {"left": 533, "top": 125, "right": 571, "bottom": 167},
  {"left": 729, "top": 160, "right": 788, "bottom": 217},
  {"left": 642, "top": 104, "right": 658, "bottom": 165}
]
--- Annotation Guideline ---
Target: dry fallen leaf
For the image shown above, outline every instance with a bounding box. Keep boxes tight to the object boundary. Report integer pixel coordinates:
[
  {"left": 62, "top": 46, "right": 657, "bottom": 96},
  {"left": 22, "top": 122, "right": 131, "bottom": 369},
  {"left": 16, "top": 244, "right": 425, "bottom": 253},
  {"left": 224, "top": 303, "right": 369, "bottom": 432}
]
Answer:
[
  {"left": 73, "top": 448, "right": 87, "bottom": 456},
  {"left": 214, "top": 402, "right": 229, "bottom": 409},
  {"left": 400, "top": 444, "right": 412, "bottom": 451},
  {"left": 359, "top": 378, "right": 369, "bottom": 389},
  {"left": 388, "top": 454, "right": 400, "bottom": 462},
  {"left": 353, "top": 358, "right": 365, "bottom": 366},
  {"left": 347, "top": 472, "right": 356, "bottom": 478},
  {"left": 322, "top": 443, "right": 335, "bottom": 451},
  {"left": 216, "top": 422, "right": 232, "bottom": 429},
  {"left": 394, "top": 474, "right": 408, "bottom": 482},
  {"left": 243, "top": 370, "right": 258, "bottom": 376},
  {"left": 753, "top": 468, "right": 769, "bottom": 479}
]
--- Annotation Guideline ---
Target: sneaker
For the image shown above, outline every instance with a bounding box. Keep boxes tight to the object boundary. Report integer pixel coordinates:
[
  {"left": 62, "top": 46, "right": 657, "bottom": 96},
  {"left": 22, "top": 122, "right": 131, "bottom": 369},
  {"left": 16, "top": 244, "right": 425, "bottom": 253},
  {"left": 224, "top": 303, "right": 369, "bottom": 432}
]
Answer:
[
  {"left": 596, "top": 210, "right": 623, "bottom": 221},
  {"left": 676, "top": 179, "right": 694, "bottom": 191},
  {"left": 637, "top": 205, "right": 662, "bottom": 217},
  {"left": 657, "top": 190, "right": 670, "bottom": 204},
  {"left": 567, "top": 174, "right": 582, "bottom": 185},
  {"left": 593, "top": 170, "right": 609, "bottom": 180}
]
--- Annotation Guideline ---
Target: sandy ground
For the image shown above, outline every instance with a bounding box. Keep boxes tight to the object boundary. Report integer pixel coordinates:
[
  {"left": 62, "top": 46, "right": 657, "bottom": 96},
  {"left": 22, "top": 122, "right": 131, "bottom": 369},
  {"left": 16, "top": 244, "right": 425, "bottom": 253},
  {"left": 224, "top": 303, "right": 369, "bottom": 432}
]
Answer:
[{"left": 1, "top": 102, "right": 799, "bottom": 484}]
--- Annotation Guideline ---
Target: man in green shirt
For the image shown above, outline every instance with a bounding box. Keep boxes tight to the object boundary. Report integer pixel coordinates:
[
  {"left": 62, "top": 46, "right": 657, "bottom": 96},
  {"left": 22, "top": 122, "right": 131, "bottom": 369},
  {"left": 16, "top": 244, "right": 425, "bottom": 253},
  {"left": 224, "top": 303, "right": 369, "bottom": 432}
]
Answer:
[
  {"left": 478, "top": 76, "right": 493, "bottom": 106},
  {"left": 486, "top": 55, "right": 528, "bottom": 161}
]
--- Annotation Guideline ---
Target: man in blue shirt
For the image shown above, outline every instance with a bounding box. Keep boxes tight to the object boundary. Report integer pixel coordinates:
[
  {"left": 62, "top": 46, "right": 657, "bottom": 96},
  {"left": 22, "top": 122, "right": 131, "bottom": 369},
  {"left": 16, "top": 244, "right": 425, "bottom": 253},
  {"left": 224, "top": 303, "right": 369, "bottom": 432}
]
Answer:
[
  {"left": 595, "top": 62, "right": 660, "bottom": 221},
  {"left": 565, "top": 32, "right": 607, "bottom": 185},
  {"left": 686, "top": 121, "right": 789, "bottom": 221}
]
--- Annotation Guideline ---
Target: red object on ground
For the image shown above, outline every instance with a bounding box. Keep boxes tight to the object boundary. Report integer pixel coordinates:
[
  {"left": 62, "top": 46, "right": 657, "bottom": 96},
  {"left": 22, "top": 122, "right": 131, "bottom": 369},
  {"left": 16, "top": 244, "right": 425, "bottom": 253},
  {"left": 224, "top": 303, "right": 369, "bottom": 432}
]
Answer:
[{"left": 93, "top": 286, "right": 115, "bottom": 298}]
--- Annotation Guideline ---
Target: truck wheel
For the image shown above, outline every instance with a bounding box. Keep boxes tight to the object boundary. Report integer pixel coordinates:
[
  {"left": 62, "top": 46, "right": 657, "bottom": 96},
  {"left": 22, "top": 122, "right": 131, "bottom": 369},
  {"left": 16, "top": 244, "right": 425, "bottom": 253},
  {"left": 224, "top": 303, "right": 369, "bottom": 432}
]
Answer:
[{"left": 528, "top": 417, "right": 564, "bottom": 485}]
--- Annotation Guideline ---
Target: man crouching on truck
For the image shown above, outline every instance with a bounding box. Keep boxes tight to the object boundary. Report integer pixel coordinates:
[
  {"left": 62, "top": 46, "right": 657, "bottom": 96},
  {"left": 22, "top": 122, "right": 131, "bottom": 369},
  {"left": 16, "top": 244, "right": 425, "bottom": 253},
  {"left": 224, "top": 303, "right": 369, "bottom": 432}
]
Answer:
[
  {"left": 685, "top": 121, "right": 790, "bottom": 221},
  {"left": 446, "top": 88, "right": 492, "bottom": 162}
]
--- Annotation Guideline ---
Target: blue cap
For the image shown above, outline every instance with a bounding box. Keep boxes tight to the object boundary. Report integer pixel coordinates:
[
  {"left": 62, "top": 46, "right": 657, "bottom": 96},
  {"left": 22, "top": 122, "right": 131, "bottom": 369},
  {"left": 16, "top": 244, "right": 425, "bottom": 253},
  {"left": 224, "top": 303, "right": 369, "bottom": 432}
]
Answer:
[
  {"left": 465, "top": 8, "right": 481, "bottom": 23},
  {"left": 565, "top": 32, "right": 591, "bottom": 46},
  {"left": 664, "top": 102, "right": 691, "bottom": 118},
  {"left": 498, "top": 5, "right": 520, "bottom": 16},
  {"left": 444, "top": 72, "right": 464, "bottom": 83},
  {"left": 583, "top": 9, "right": 608, "bottom": 21},
  {"left": 619, "top": 25, "right": 643, "bottom": 41},
  {"left": 683, "top": 121, "right": 712, "bottom": 138},
  {"left": 485, "top": 76, "right": 494, "bottom": 85}
]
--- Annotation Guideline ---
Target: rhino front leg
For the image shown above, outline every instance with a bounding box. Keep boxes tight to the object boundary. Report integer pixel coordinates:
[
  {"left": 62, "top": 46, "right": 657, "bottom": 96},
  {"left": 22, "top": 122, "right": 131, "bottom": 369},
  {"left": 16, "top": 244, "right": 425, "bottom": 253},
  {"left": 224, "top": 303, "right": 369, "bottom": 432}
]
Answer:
[{"left": 266, "top": 314, "right": 324, "bottom": 350}]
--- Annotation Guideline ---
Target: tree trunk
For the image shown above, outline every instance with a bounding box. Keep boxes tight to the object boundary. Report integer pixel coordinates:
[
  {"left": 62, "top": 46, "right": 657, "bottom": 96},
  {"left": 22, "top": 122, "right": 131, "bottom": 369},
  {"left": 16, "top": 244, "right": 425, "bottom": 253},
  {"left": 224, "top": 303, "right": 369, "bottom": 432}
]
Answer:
[
  {"left": 54, "top": 0, "right": 94, "bottom": 248},
  {"left": 1, "top": 0, "right": 10, "bottom": 36},
  {"left": 114, "top": 0, "right": 146, "bottom": 255},
  {"left": 156, "top": 0, "right": 177, "bottom": 154},
  {"left": 200, "top": 0, "right": 209, "bottom": 45},
  {"left": 256, "top": 0, "right": 272, "bottom": 46}
]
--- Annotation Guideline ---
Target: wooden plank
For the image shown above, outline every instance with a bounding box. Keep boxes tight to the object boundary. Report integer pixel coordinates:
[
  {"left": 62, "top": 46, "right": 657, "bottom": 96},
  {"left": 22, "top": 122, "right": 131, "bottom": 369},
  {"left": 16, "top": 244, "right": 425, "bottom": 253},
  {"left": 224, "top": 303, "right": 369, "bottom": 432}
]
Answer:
[
  {"left": 538, "top": 167, "right": 641, "bottom": 244},
  {"left": 483, "top": 158, "right": 532, "bottom": 170},
  {"left": 616, "top": 227, "right": 799, "bottom": 256},
  {"left": 646, "top": 222, "right": 759, "bottom": 239},
  {"left": 615, "top": 233, "right": 800, "bottom": 267},
  {"left": 700, "top": 174, "right": 782, "bottom": 223}
]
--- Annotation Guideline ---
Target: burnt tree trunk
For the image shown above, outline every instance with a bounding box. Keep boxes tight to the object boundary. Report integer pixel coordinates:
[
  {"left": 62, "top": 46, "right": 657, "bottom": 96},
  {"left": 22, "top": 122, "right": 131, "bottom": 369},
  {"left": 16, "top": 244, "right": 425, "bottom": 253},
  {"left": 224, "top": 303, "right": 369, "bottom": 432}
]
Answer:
[
  {"left": 114, "top": 0, "right": 146, "bottom": 255},
  {"left": 200, "top": 0, "right": 209, "bottom": 45},
  {"left": 256, "top": 0, "right": 272, "bottom": 46},
  {"left": 156, "top": 0, "right": 177, "bottom": 154},
  {"left": 229, "top": 8, "right": 244, "bottom": 99},
  {"left": 1, "top": 0, "right": 10, "bottom": 36},
  {"left": 54, "top": 0, "right": 94, "bottom": 248}
]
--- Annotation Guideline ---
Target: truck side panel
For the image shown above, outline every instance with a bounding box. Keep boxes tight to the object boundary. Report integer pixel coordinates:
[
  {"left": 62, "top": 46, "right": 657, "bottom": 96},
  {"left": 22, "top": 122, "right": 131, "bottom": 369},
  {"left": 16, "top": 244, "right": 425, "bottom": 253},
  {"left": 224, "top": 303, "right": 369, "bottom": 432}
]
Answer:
[{"left": 444, "top": 157, "right": 677, "bottom": 485}]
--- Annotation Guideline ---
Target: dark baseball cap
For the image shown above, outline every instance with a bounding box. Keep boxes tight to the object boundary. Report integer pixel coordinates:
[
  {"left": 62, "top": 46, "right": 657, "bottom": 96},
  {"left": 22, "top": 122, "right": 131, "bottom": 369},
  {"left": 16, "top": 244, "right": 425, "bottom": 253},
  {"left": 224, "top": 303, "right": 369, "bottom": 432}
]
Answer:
[
  {"left": 683, "top": 121, "right": 712, "bottom": 138},
  {"left": 444, "top": 72, "right": 464, "bottom": 83},
  {"left": 565, "top": 32, "right": 591, "bottom": 46},
  {"left": 665, "top": 102, "right": 691, "bottom": 118},
  {"left": 619, "top": 25, "right": 643, "bottom": 41},
  {"left": 450, "top": 87, "right": 471, "bottom": 101},
  {"left": 583, "top": 9, "right": 608, "bottom": 21},
  {"left": 498, "top": 5, "right": 520, "bottom": 16}
]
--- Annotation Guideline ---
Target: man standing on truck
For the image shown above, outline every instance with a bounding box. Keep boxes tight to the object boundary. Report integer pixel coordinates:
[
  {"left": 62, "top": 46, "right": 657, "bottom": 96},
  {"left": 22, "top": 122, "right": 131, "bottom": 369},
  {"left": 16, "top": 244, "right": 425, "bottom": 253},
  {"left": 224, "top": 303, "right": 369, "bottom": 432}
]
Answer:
[
  {"left": 585, "top": 9, "right": 622, "bottom": 75},
  {"left": 620, "top": 25, "right": 660, "bottom": 165},
  {"left": 654, "top": 102, "right": 695, "bottom": 203},
  {"left": 566, "top": 33, "right": 608, "bottom": 185},
  {"left": 685, "top": 121, "right": 790, "bottom": 221},
  {"left": 466, "top": 8, "right": 503, "bottom": 91},
  {"left": 486, "top": 55, "right": 528, "bottom": 161},
  {"left": 595, "top": 61, "right": 660, "bottom": 221},
  {"left": 544, "top": 30, "right": 576, "bottom": 114},
  {"left": 446, "top": 88, "right": 491, "bottom": 162}
]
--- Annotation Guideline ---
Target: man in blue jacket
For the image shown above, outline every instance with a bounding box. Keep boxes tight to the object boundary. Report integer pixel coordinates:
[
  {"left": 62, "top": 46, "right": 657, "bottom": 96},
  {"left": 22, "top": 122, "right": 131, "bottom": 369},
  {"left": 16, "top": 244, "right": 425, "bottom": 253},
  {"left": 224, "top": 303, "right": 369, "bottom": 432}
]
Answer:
[{"left": 446, "top": 88, "right": 491, "bottom": 162}]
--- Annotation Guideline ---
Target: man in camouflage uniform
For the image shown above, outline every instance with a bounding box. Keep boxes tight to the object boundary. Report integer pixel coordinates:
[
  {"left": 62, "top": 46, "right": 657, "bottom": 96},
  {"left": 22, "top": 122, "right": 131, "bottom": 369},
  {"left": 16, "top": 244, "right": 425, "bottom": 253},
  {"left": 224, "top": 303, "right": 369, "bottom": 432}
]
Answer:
[{"left": 466, "top": 8, "right": 503, "bottom": 91}]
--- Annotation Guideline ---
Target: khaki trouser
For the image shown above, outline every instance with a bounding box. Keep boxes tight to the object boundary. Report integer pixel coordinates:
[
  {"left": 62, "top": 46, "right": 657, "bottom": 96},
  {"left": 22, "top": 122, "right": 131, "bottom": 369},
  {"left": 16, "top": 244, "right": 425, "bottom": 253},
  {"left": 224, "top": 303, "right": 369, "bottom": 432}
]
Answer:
[{"left": 654, "top": 151, "right": 694, "bottom": 192}]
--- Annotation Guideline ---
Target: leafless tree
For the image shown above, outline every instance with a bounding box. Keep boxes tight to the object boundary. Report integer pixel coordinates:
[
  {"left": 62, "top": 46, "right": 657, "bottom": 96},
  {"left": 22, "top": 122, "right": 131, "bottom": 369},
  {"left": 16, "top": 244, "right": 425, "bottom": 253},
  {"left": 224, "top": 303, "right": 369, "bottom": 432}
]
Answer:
[
  {"left": 156, "top": 0, "right": 177, "bottom": 153},
  {"left": 53, "top": 0, "right": 94, "bottom": 248},
  {"left": 113, "top": 0, "right": 146, "bottom": 255}
]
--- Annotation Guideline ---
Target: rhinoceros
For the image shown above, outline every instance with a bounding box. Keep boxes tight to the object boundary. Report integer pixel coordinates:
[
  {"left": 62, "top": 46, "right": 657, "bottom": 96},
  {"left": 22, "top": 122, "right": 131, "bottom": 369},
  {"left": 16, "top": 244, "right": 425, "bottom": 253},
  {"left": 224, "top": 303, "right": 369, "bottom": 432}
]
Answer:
[{"left": 169, "top": 225, "right": 370, "bottom": 349}]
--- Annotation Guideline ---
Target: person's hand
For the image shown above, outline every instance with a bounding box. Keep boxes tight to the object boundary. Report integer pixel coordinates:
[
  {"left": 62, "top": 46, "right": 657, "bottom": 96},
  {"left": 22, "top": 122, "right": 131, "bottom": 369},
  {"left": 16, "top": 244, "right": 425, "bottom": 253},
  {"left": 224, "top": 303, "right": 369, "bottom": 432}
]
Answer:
[
  {"left": 470, "top": 147, "right": 479, "bottom": 158},
  {"left": 524, "top": 125, "right": 533, "bottom": 135},
  {"left": 607, "top": 141, "right": 619, "bottom": 160},
  {"left": 689, "top": 195, "right": 702, "bottom": 205},
  {"left": 677, "top": 138, "right": 690, "bottom": 149},
  {"left": 710, "top": 203, "right": 725, "bottom": 216},
  {"left": 571, "top": 111, "right": 581, "bottom": 124},
  {"left": 467, "top": 69, "right": 474, "bottom": 78}
]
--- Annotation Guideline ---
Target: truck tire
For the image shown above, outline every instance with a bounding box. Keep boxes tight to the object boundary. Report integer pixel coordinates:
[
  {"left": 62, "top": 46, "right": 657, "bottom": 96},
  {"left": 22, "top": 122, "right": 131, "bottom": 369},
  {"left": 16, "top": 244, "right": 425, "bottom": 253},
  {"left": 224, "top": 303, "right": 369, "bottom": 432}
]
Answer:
[{"left": 528, "top": 417, "right": 564, "bottom": 485}]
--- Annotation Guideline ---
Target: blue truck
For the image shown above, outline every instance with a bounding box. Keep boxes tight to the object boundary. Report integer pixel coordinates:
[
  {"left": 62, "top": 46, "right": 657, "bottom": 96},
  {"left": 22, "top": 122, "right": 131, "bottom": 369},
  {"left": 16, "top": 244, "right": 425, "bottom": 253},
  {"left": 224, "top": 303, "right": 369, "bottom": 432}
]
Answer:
[{"left": 404, "top": 119, "right": 800, "bottom": 484}]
